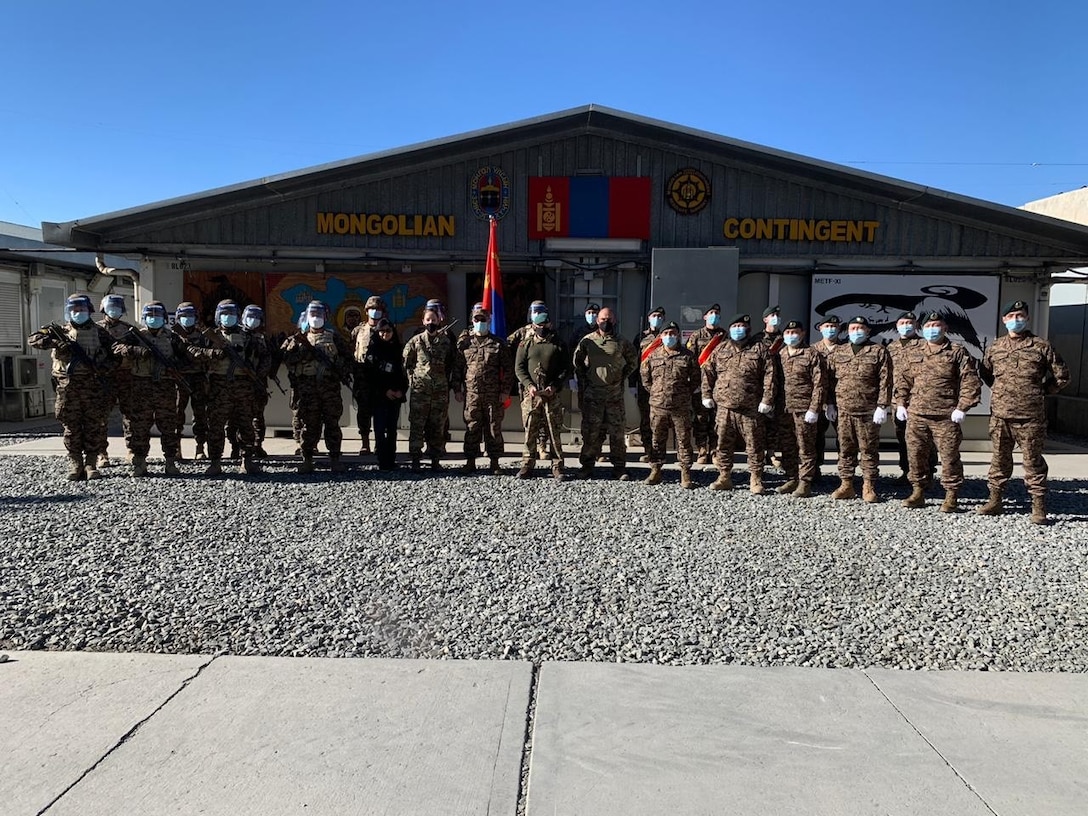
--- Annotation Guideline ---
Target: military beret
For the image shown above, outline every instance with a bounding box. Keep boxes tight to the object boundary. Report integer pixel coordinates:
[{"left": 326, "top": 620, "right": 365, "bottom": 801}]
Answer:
[
  {"left": 663, "top": 321, "right": 680, "bottom": 332},
  {"left": 921, "top": 311, "right": 943, "bottom": 323},
  {"left": 848, "top": 315, "right": 871, "bottom": 327},
  {"left": 819, "top": 314, "right": 841, "bottom": 326},
  {"left": 706, "top": 303, "right": 721, "bottom": 313},
  {"left": 585, "top": 303, "right": 601, "bottom": 312},
  {"left": 897, "top": 311, "right": 918, "bottom": 322},
  {"left": 762, "top": 304, "right": 781, "bottom": 319},
  {"left": 728, "top": 313, "right": 751, "bottom": 326},
  {"left": 784, "top": 320, "right": 804, "bottom": 331},
  {"left": 648, "top": 305, "right": 665, "bottom": 316},
  {"left": 1001, "top": 300, "right": 1028, "bottom": 316}
]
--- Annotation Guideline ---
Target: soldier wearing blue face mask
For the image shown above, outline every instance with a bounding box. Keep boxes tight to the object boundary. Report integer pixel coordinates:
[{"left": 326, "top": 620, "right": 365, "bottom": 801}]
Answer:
[
  {"left": 640, "top": 321, "right": 700, "bottom": 488},
  {"left": 887, "top": 311, "right": 921, "bottom": 484},
  {"left": 753, "top": 304, "right": 787, "bottom": 470},
  {"left": 777, "top": 320, "right": 826, "bottom": 497},
  {"left": 686, "top": 303, "right": 725, "bottom": 465},
  {"left": 93, "top": 293, "right": 136, "bottom": 469},
  {"left": 631, "top": 305, "right": 666, "bottom": 461},
  {"left": 172, "top": 301, "right": 211, "bottom": 461},
  {"left": 811, "top": 314, "right": 843, "bottom": 476},
  {"left": 977, "top": 300, "right": 1070, "bottom": 524}
]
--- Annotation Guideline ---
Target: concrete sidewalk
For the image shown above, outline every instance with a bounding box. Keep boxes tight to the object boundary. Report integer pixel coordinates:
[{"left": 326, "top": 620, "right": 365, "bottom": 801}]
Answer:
[{"left": 3, "top": 651, "right": 1086, "bottom": 815}]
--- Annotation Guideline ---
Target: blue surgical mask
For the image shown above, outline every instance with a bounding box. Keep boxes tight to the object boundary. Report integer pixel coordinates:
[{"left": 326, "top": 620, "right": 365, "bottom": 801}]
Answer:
[
  {"left": 820, "top": 326, "right": 838, "bottom": 340},
  {"left": 768, "top": 315, "right": 781, "bottom": 328},
  {"left": 368, "top": 309, "right": 381, "bottom": 320},
  {"left": 783, "top": 334, "right": 801, "bottom": 347},
  {"left": 1005, "top": 318, "right": 1027, "bottom": 333},
  {"left": 729, "top": 326, "right": 747, "bottom": 342},
  {"left": 70, "top": 311, "right": 90, "bottom": 325},
  {"left": 243, "top": 317, "right": 261, "bottom": 330},
  {"left": 145, "top": 316, "right": 165, "bottom": 330},
  {"left": 473, "top": 321, "right": 489, "bottom": 334},
  {"left": 706, "top": 313, "right": 721, "bottom": 327},
  {"left": 105, "top": 306, "right": 123, "bottom": 319},
  {"left": 179, "top": 315, "right": 196, "bottom": 328},
  {"left": 897, "top": 324, "right": 915, "bottom": 337},
  {"left": 220, "top": 314, "right": 238, "bottom": 328},
  {"left": 662, "top": 334, "right": 679, "bottom": 349},
  {"left": 585, "top": 312, "right": 597, "bottom": 325},
  {"left": 921, "top": 326, "right": 943, "bottom": 342},
  {"left": 649, "top": 315, "right": 663, "bottom": 330},
  {"left": 531, "top": 313, "right": 549, "bottom": 326},
  {"left": 848, "top": 330, "right": 868, "bottom": 344}
]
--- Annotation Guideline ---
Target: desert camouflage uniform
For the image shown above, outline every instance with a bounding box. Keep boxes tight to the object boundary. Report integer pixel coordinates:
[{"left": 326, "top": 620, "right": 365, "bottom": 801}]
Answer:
[
  {"left": 702, "top": 338, "right": 775, "bottom": 481},
  {"left": 779, "top": 345, "right": 826, "bottom": 486},
  {"left": 641, "top": 342, "right": 700, "bottom": 468},
  {"left": 95, "top": 315, "right": 136, "bottom": 460},
  {"left": 454, "top": 331, "right": 512, "bottom": 460},
  {"left": 282, "top": 328, "right": 349, "bottom": 458},
  {"left": 113, "top": 326, "right": 192, "bottom": 461},
  {"left": 887, "top": 335, "right": 927, "bottom": 476},
  {"left": 172, "top": 321, "right": 211, "bottom": 453},
  {"left": 515, "top": 329, "right": 570, "bottom": 467},
  {"left": 228, "top": 327, "right": 276, "bottom": 453},
  {"left": 403, "top": 328, "right": 455, "bottom": 459},
  {"left": 827, "top": 341, "right": 892, "bottom": 480},
  {"left": 574, "top": 331, "right": 638, "bottom": 470},
  {"left": 980, "top": 332, "right": 1070, "bottom": 497},
  {"left": 811, "top": 337, "right": 842, "bottom": 467},
  {"left": 632, "top": 326, "right": 662, "bottom": 450},
  {"left": 753, "top": 329, "right": 785, "bottom": 461},
  {"left": 199, "top": 325, "right": 269, "bottom": 462},
  {"left": 686, "top": 326, "right": 725, "bottom": 459}
]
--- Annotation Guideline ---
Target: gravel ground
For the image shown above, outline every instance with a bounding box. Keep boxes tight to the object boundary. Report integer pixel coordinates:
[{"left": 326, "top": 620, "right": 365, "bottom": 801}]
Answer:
[{"left": 0, "top": 454, "right": 1086, "bottom": 670}]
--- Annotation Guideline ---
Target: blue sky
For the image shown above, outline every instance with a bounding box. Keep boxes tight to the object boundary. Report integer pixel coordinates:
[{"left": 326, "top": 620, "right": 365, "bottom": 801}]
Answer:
[{"left": 2, "top": 0, "right": 1085, "bottom": 227}]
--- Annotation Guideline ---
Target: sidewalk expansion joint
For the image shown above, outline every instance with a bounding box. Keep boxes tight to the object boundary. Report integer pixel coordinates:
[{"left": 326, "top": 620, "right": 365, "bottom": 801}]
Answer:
[
  {"left": 35, "top": 653, "right": 219, "bottom": 816},
  {"left": 514, "top": 661, "right": 541, "bottom": 816},
  {"left": 862, "top": 669, "right": 999, "bottom": 816}
]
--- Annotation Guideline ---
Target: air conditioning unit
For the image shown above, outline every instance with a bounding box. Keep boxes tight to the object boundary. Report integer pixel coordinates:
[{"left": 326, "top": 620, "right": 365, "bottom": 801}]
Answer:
[{"left": 0, "top": 355, "right": 41, "bottom": 390}]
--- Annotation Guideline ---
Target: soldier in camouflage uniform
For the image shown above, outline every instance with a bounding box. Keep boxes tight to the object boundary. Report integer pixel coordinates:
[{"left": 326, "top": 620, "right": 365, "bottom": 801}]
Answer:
[
  {"left": 226, "top": 305, "right": 277, "bottom": 458},
  {"left": 403, "top": 306, "right": 456, "bottom": 471},
  {"left": 897, "top": 311, "right": 982, "bottom": 513},
  {"left": 686, "top": 303, "right": 725, "bottom": 465},
  {"left": 887, "top": 310, "right": 936, "bottom": 485},
  {"left": 752, "top": 305, "right": 785, "bottom": 467},
  {"left": 351, "top": 295, "right": 394, "bottom": 455},
  {"left": 777, "top": 320, "right": 826, "bottom": 498},
  {"left": 977, "top": 300, "right": 1070, "bottom": 524},
  {"left": 455, "top": 304, "right": 512, "bottom": 474},
  {"left": 701, "top": 313, "right": 776, "bottom": 493},
  {"left": 94, "top": 293, "right": 136, "bottom": 468},
  {"left": 574, "top": 307, "right": 638, "bottom": 480},
  {"left": 509, "top": 301, "right": 553, "bottom": 460},
  {"left": 514, "top": 302, "right": 570, "bottom": 480},
  {"left": 196, "top": 299, "right": 270, "bottom": 476},
  {"left": 172, "top": 301, "right": 210, "bottom": 461},
  {"left": 112, "top": 301, "right": 193, "bottom": 477},
  {"left": 630, "top": 306, "right": 665, "bottom": 462},
  {"left": 811, "top": 314, "right": 843, "bottom": 475},
  {"left": 281, "top": 300, "right": 351, "bottom": 474},
  {"left": 826, "top": 316, "right": 892, "bottom": 503},
  {"left": 28, "top": 294, "right": 117, "bottom": 481},
  {"left": 641, "top": 321, "right": 700, "bottom": 489}
]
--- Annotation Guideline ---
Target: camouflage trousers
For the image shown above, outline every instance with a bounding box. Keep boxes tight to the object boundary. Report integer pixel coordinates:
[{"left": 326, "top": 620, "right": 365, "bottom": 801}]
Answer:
[
  {"left": 579, "top": 390, "right": 626, "bottom": 468},
  {"left": 129, "top": 377, "right": 181, "bottom": 458},
  {"left": 408, "top": 384, "right": 449, "bottom": 456},
  {"left": 55, "top": 377, "right": 109, "bottom": 463},
  {"left": 649, "top": 405, "right": 694, "bottom": 468},
  {"left": 463, "top": 390, "right": 504, "bottom": 458},
  {"left": 691, "top": 392, "right": 716, "bottom": 454},
  {"left": 779, "top": 412, "right": 819, "bottom": 484},
  {"left": 228, "top": 385, "right": 269, "bottom": 448},
  {"left": 907, "top": 414, "right": 963, "bottom": 490},
  {"left": 176, "top": 373, "right": 209, "bottom": 444},
  {"left": 636, "top": 383, "right": 652, "bottom": 449},
  {"left": 296, "top": 377, "right": 344, "bottom": 456},
  {"left": 837, "top": 413, "right": 881, "bottom": 480},
  {"left": 521, "top": 392, "right": 564, "bottom": 464},
  {"left": 988, "top": 416, "right": 1048, "bottom": 497},
  {"left": 206, "top": 375, "right": 259, "bottom": 460},
  {"left": 714, "top": 407, "right": 764, "bottom": 477},
  {"left": 98, "top": 369, "right": 135, "bottom": 457}
]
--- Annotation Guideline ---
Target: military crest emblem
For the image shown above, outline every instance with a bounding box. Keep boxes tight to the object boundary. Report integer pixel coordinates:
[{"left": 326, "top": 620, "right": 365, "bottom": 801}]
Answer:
[
  {"left": 470, "top": 166, "right": 511, "bottom": 220},
  {"left": 666, "top": 168, "right": 710, "bottom": 215}
]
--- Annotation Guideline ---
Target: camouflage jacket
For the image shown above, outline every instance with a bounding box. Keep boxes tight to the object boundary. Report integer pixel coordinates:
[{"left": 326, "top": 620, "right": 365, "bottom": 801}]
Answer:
[
  {"left": 403, "top": 328, "right": 455, "bottom": 393},
  {"left": 780, "top": 345, "right": 827, "bottom": 414},
  {"left": 641, "top": 344, "right": 700, "bottom": 411},
  {"left": 895, "top": 340, "right": 982, "bottom": 415},
  {"left": 980, "top": 332, "right": 1070, "bottom": 420},
  {"left": 827, "top": 342, "right": 892, "bottom": 415},
  {"left": 701, "top": 338, "right": 775, "bottom": 412},
  {"left": 454, "top": 332, "right": 512, "bottom": 396},
  {"left": 685, "top": 325, "right": 725, "bottom": 363},
  {"left": 28, "top": 322, "right": 116, "bottom": 383},
  {"left": 573, "top": 331, "right": 638, "bottom": 397}
]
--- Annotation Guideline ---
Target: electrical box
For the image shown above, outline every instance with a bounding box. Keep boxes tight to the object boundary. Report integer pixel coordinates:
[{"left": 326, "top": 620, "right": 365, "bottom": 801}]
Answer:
[
  {"left": 0, "top": 355, "right": 41, "bottom": 389},
  {"left": 650, "top": 248, "right": 740, "bottom": 340}
]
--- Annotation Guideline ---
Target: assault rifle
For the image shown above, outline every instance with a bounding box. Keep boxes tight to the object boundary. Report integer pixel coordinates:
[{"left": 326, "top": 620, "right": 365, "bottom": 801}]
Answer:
[
  {"left": 534, "top": 362, "right": 561, "bottom": 458},
  {"left": 295, "top": 330, "right": 352, "bottom": 387},
  {"left": 45, "top": 323, "right": 107, "bottom": 382},
  {"left": 124, "top": 327, "right": 191, "bottom": 393}
]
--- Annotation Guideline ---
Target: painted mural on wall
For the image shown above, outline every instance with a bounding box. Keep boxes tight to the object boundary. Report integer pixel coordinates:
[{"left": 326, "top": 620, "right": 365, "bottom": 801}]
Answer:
[
  {"left": 183, "top": 271, "right": 266, "bottom": 328},
  {"left": 810, "top": 273, "right": 1000, "bottom": 413}
]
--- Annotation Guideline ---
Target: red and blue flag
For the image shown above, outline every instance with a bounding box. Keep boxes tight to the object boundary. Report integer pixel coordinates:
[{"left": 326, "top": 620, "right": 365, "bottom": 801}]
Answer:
[
  {"left": 528, "top": 176, "right": 651, "bottom": 239},
  {"left": 482, "top": 216, "right": 506, "bottom": 337}
]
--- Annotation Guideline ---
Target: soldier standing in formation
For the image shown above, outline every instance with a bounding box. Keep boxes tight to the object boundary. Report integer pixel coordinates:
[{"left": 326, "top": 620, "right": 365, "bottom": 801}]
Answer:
[
  {"left": 702, "top": 313, "right": 775, "bottom": 493},
  {"left": 403, "top": 305, "right": 456, "bottom": 472},
  {"left": 811, "top": 314, "right": 843, "bottom": 476},
  {"left": 509, "top": 301, "right": 553, "bottom": 460},
  {"left": 777, "top": 320, "right": 826, "bottom": 498},
  {"left": 977, "top": 300, "right": 1070, "bottom": 524},
  {"left": 28, "top": 294, "right": 116, "bottom": 481},
  {"left": 569, "top": 302, "right": 600, "bottom": 354},
  {"left": 887, "top": 311, "right": 921, "bottom": 483},
  {"left": 226, "top": 304, "right": 276, "bottom": 459},
  {"left": 897, "top": 311, "right": 982, "bottom": 513},
  {"left": 281, "top": 300, "right": 351, "bottom": 474},
  {"left": 641, "top": 321, "right": 700, "bottom": 489},
  {"left": 351, "top": 295, "right": 393, "bottom": 455},
  {"left": 826, "top": 316, "right": 892, "bottom": 503},
  {"left": 172, "top": 301, "right": 210, "bottom": 461},
  {"left": 95, "top": 293, "right": 135, "bottom": 467},
  {"left": 631, "top": 305, "right": 666, "bottom": 462},
  {"left": 574, "top": 306, "right": 637, "bottom": 480},
  {"left": 454, "top": 304, "right": 512, "bottom": 474},
  {"left": 514, "top": 301, "right": 570, "bottom": 480},
  {"left": 686, "top": 303, "right": 725, "bottom": 465},
  {"left": 752, "top": 305, "right": 785, "bottom": 467}
]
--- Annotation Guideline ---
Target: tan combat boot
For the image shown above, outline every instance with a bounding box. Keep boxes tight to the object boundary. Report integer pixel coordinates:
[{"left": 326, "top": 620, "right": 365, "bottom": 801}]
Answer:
[
  {"left": 749, "top": 472, "right": 765, "bottom": 495},
  {"left": 776, "top": 479, "right": 799, "bottom": 495},
  {"left": 644, "top": 464, "right": 663, "bottom": 485},
  {"left": 902, "top": 485, "right": 926, "bottom": 509},
  {"left": 831, "top": 478, "right": 856, "bottom": 500},
  {"left": 96, "top": 453, "right": 111, "bottom": 469},
  {"left": 792, "top": 481, "right": 812, "bottom": 498},
  {"left": 67, "top": 456, "right": 86, "bottom": 482},
  {"left": 680, "top": 468, "right": 694, "bottom": 489},
  {"left": 695, "top": 448, "right": 710, "bottom": 466},
  {"left": 709, "top": 473, "right": 733, "bottom": 491},
  {"left": 164, "top": 458, "right": 181, "bottom": 477},
  {"left": 976, "top": 487, "right": 1003, "bottom": 516},
  {"left": 517, "top": 460, "right": 535, "bottom": 479},
  {"left": 1030, "top": 496, "right": 1047, "bottom": 525},
  {"left": 939, "top": 489, "right": 959, "bottom": 513},
  {"left": 132, "top": 455, "right": 148, "bottom": 478},
  {"left": 552, "top": 463, "right": 566, "bottom": 482},
  {"left": 862, "top": 479, "right": 879, "bottom": 503}
]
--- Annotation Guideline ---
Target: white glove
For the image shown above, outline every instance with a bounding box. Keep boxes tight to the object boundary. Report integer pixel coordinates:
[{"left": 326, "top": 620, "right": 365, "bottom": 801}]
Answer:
[
  {"left": 951, "top": 409, "right": 966, "bottom": 424},
  {"left": 803, "top": 410, "right": 818, "bottom": 424},
  {"left": 757, "top": 402, "right": 773, "bottom": 415},
  {"left": 873, "top": 407, "right": 888, "bottom": 425},
  {"left": 702, "top": 398, "right": 715, "bottom": 410},
  {"left": 895, "top": 405, "right": 908, "bottom": 422},
  {"left": 824, "top": 404, "right": 837, "bottom": 422}
]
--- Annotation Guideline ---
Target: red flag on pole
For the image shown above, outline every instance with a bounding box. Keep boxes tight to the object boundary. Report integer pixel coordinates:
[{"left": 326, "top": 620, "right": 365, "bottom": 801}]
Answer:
[{"left": 482, "top": 216, "right": 506, "bottom": 336}]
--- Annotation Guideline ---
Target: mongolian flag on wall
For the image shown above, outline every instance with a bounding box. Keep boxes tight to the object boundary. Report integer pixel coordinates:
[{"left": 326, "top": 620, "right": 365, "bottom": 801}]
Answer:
[
  {"left": 528, "top": 176, "right": 651, "bottom": 240},
  {"left": 482, "top": 216, "right": 506, "bottom": 337}
]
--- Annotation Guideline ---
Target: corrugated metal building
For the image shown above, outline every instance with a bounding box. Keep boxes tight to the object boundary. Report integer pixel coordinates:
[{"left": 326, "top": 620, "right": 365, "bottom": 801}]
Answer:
[{"left": 39, "top": 106, "right": 1088, "bottom": 438}]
